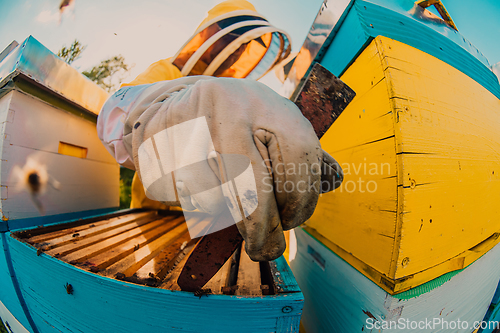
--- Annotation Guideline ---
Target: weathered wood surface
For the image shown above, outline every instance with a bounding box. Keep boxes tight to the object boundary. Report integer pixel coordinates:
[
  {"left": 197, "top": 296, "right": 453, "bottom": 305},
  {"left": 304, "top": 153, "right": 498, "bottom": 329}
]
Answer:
[
  {"left": 294, "top": 62, "right": 356, "bottom": 138},
  {"left": 235, "top": 242, "right": 262, "bottom": 296},
  {"left": 160, "top": 242, "right": 197, "bottom": 291},
  {"left": 27, "top": 211, "right": 153, "bottom": 244},
  {"left": 45, "top": 214, "right": 166, "bottom": 259},
  {"left": 7, "top": 231, "right": 304, "bottom": 333},
  {"left": 17, "top": 210, "right": 279, "bottom": 297},
  {"left": 177, "top": 214, "right": 243, "bottom": 292},
  {"left": 204, "top": 255, "right": 232, "bottom": 294}
]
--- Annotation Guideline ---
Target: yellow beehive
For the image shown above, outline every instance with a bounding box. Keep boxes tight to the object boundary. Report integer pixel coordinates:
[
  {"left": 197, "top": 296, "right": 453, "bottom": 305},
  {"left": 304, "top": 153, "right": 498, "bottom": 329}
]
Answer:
[{"left": 304, "top": 36, "right": 500, "bottom": 294}]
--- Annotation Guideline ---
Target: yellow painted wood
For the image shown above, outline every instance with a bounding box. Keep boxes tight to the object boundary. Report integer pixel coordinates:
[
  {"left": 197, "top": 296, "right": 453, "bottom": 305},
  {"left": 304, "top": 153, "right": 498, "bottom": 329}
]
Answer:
[
  {"left": 58, "top": 141, "right": 88, "bottom": 159},
  {"left": 378, "top": 35, "right": 500, "bottom": 279},
  {"left": 307, "top": 38, "right": 399, "bottom": 276},
  {"left": 308, "top": 36, "right": 500, "bottom": 293},
  {"left": 304, "top": 226, "right": 500, "bottom": 294}
]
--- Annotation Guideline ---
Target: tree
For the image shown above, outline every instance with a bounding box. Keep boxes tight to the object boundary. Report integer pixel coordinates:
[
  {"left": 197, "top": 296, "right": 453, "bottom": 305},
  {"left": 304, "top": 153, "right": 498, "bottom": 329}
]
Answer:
[
  {"left": 82, "top": 55, "right": 130, "bottom": 92},
  {"left": 57, "top": 39, "right": 85, "bottom": 65},
  {"left": 57, "top": 39, "right": 131, "bottom": 93}
]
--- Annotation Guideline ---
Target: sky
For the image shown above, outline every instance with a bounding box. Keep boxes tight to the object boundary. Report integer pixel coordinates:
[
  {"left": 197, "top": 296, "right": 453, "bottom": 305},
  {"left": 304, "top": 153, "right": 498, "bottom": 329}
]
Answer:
[
  {"left": 0, "top": 0, "right": 499, "bottom": 92},
  {"left": 0, "top": 0, "right": 325, "bottom": 91},
  {"left": 440, "top": 0, "right": 500, "bottom": 65}
]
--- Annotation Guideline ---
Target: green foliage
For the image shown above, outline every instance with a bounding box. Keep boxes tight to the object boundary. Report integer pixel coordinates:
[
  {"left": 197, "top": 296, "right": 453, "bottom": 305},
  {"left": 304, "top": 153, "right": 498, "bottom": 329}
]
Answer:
[
  {"left": 57, "top": 39, "right": 131, "bottom": 93},
  {"left": 57, "top": 39, "right": 86, "bottom": 65},
  {"left": 120, "top": 167, "right": 135, "bottom": 209},
  {"left": 0, "top": 317, "right": 8, "bottom": 333},
  {"left": 82, "top": 55, "right": 130, "bottom": 92}
]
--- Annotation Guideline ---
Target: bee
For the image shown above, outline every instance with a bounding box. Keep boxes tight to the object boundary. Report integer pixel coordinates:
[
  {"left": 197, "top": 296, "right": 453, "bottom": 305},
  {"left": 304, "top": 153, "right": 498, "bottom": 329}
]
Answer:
[
  {"left": 64, "top": 283, "right": 73, "bottom": 295},
  {"left": 12, "top": 156, "right": 60, "bottom": 215},
  {"left": 58, "top": 0, "right": 75, "bottom": 18},
  {"left": 193, "top": 288, "right": 212, "bottom": 299}
]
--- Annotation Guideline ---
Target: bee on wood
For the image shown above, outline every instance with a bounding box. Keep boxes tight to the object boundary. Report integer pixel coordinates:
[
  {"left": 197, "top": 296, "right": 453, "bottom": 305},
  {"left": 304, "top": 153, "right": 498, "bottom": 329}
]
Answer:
[
  {"left": 193, "top": 288, "right": 212, "bottom": 299},
  {"left": 64, "top": 283, "right": 73, "bottom": 295}
]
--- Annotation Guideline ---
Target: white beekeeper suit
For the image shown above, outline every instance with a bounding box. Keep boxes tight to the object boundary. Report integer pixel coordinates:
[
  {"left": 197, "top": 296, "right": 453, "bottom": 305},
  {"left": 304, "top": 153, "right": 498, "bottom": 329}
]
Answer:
[{"left": 97, "top": 0, "right": 342, "bottom": 261}]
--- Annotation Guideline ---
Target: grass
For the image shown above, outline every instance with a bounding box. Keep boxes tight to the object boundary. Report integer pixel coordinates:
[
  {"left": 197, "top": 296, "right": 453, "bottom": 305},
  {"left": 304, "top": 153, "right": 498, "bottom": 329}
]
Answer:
[{"left": 120, "top": 167, "right": 135, "bottom": 209}]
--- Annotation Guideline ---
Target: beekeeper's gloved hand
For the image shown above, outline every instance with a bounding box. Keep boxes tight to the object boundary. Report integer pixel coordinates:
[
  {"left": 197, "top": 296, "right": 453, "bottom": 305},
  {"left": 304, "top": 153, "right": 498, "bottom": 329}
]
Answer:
[{"left": 98, "top": 76, "right": 342, "bottom": 261}]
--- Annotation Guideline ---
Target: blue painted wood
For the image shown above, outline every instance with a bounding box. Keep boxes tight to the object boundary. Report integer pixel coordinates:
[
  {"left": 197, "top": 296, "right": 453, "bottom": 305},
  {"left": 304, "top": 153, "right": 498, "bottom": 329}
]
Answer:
[
  {"left": 291, "top": 228, "right": 389, "bottom": 333},
  {"left": 6, "top": 233, "right": 303, "bottom": 333},
  {"left": 291, "top": 227, "right": 500, "bottom": 333},
  {"left": 5, "top": 207, "right": 119, "bottom": 232},
  {"left": 276, "top": 315, "right": 301, "bottom": 333},
  {"left": 359, "top": 0, "right": 490, "bottom": 64},
  {"left": 269, "top": 256, "right": 301, "bottom": 294},
  {"left": 0, "top": 233, "right": 32, "bottom": 331},
  {"left": 1, "top": 233, "right": 38, "bottom": 333},
  {"left": 0, "top": 299, "right": 30, "bottom": 333},
  {"left": 319, "top": 4, "right": 371, "bottom": 78},
  {"left": 318, "top": 0, "right": 500, "bottom": 99},
  {"left": 479, "top": 281, "right": 500, "bottom": 333},
  {"left": 491, "top": 284, "right": 500, "bottom": 307},
  {"left": 356, "top": 0, "right": 500, "bottom": 98}
]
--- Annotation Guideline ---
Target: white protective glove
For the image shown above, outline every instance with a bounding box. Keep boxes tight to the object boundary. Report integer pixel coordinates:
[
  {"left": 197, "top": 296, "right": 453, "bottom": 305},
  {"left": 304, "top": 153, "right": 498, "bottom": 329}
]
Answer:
[{"left": 98, "top": 76, "right": 342, "bottom": 261}]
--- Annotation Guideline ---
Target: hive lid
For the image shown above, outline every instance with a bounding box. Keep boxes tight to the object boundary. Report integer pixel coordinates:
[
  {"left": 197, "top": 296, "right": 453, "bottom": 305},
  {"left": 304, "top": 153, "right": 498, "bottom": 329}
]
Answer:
[
  {"left": 0, "top": 36, "right": 108, "bottom": 116},
  {"left": 283, "top": 0, "right": 499, "bottom": 100}
]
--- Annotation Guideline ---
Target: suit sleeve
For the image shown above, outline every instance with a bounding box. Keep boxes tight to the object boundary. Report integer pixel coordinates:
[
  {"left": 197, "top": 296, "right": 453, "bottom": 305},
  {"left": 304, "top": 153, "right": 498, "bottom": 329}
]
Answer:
[{"left": 96, "top": 59, "right": 182, "bottom": 169}]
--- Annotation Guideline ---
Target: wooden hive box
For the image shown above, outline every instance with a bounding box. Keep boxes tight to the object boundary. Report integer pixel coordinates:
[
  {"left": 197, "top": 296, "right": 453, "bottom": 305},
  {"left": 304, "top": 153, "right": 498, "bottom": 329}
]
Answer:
[
  {"left": 291, "top": 227, "right": 500, "bottom": 333},
  {"left": 304, "top": 35, "right": 500, "bottom": 294},
  {"left": 0, "top": 36, "right": 118, "bottom": 232},
  {"left": 8, "top": 209, "right": 304, "bottom": 333},
  {"left": 0, "top": 36, "right": 304, "bottom": 333}
]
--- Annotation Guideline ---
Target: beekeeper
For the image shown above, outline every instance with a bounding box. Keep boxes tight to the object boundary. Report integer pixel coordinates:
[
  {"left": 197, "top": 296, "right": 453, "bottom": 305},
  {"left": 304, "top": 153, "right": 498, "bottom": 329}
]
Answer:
[{"left": 97, "top": 0, "right": 343, "bottom": 261}]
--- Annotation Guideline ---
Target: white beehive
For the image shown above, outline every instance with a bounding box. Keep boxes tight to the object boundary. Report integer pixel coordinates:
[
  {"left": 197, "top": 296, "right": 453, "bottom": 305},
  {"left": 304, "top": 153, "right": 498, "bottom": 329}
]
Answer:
[{"left": 0, "top": 36, "right": 119, "bottom": 231}]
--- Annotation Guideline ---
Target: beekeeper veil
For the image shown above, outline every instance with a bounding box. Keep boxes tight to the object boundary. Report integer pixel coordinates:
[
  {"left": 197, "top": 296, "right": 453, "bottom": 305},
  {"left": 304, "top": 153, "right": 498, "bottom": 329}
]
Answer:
[{"left": 172, "top": 0, "right": 291, "bottom": 79}]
